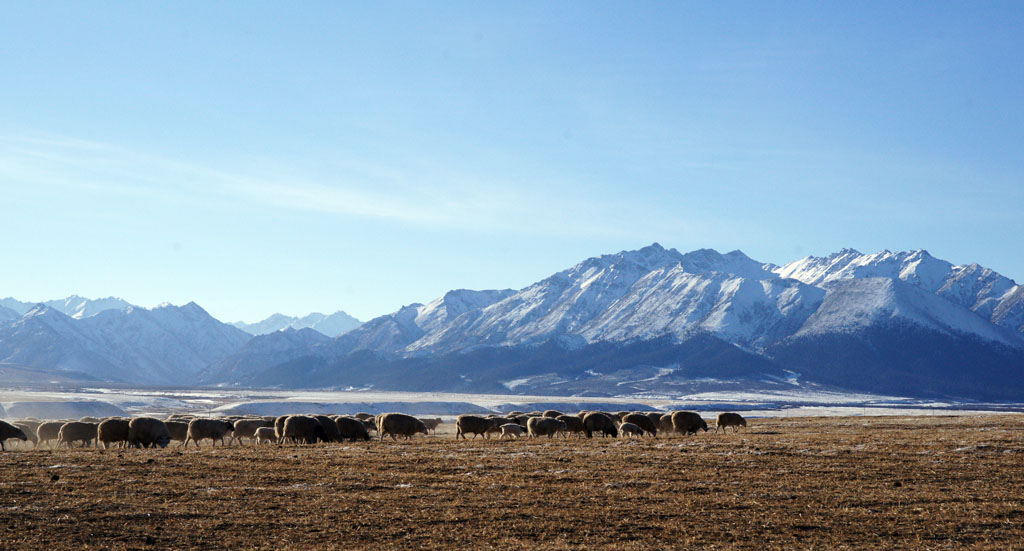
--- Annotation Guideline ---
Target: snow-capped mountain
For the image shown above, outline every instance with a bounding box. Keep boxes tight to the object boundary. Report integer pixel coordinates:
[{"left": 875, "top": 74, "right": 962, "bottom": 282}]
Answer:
[
  {"left": 324, "top": 243, "right": 1024, "bottom": 357},
  {"left": 0, "top": 302, "right": 251, "bottom": 385},
  {"left": 232, "top": 310, "right": 362, "bottom": 337},
  {"left": 3, "top": 244, "right": 1022, "bottom": 399},
  {"left": 0, "top": 295, "right": 134, "bottom": 318},
  {"left": 209, "top": 244, "right": 1024, "bottom": 400},
  {"left": 777, "top": 249, "right": 1024, "bottom": 334}
]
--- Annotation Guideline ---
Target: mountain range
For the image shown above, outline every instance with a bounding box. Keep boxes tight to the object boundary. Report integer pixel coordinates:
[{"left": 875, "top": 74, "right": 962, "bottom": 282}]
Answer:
[
  {"left": 230, "top": 311, "right": 362, "bottom": 337},
  {"left": 2, "top": 245, "right": 1022, "bottom": 400}
]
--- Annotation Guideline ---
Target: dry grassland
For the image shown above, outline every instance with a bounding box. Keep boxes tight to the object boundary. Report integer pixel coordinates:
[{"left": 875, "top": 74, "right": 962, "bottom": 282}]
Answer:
[{"left": 1, "top": 415, "right": 1023, "bottom": 550}]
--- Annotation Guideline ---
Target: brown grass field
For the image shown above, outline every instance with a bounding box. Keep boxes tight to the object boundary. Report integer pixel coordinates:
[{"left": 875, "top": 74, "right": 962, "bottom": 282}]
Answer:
[{"left": 2, "top": 414, "right": 1023, "bottom": 550}]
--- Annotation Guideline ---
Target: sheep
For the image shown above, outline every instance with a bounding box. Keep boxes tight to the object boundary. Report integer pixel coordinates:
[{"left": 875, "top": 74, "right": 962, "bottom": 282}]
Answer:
[
  {"left": 645, "top": 411, "right": 665, "bottom": 429},
  {"left": 499, "top": 423, "right": 523, "bottom": 439},
  {"left": 274, "top": 415, "right": 291, "bottom": 443},
  {"left": 165, "top": 421, "right": 190, "bottom": 445},
  {"left": 658, "top": 414, "right": 674, "bottom": 434},
  {"left": 12, "top": 423, "right": 37, "bottom": 449},
  {"left": 671, "top": 411, "right": 708, "bottom": 435},
  {"left": 715, "top": 412, "right": 747, "bottom": 433},
  {"left": 456, "top": 415, "right": 494, "bottom": 440},
  {"left": 527, "top": 416, "right": 566, "bottom": 438},
  {"left": 230, "top": 418, "right": 273, "bottom": 445},
  {"left": 361, "top": 418, "right": 377, "bottom": 433},
  {"left": 129, "top": 417, "right": 172, "bottom": 448},
  {"left": 0, "top": 420, "right": 28, "bottom": 451},
  {"left": 378, "top": 413, "right": 428, "bottom": 442},
  {"left": 333, "top": 416, "right": 371, "bottom": 441},
  {"left": 542, "top": 410, "right": 564, "bottom": 418},
  {"left": 184, "top": 419, "right": 234, "bottom": 448},
  {"left": 555, "top": 415, "right": 586, "bottom": 437},
  {"left": 613, "top": 411, "right": 632, "bottom": 421},
  {"left": 97, "top": 418, "right": 131, "bottom": 449},
  {"left": 314, "top": 415, "right": 343, "bottom": 443},
  {"left": 36, "top": 421, "right": 65, "bottom": 448},
  {"left": 79, "top": 416, "right": 102, "bottom": 423},
  {"left": 57, "top": 422, "right": 98, "bottom": 448},
  {"left": 283, "top": 415, "right": 326, "bottom": 445},
  {"left": 15, "top": 419, "right": 42, "bottom": 435},
  {"left": 420, "top": 418, "right": 443, "bottom": 434},
  {"left": 254, "top": 427, "right": 277, "bottom": 445},
  {"left": 353, "top": 412, "right": 374, "bottom": 421},
  {"left": 622, "top": 413, "right": 658, "bottom": 438},
  {"left": 619, "top": 422, "right": 643, "bottom": 438},
  {"left": 583, "top": 412, "right": 618, "bottom": 438}
]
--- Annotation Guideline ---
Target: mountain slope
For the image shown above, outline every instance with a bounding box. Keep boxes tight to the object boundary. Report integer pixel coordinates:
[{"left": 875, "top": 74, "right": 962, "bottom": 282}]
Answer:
[
  {"left": 209, "top": 244, "right": 1023, "bottom": 399},
  {"left": 777, "top": 249, "right": 1024, "bottom": 336},
  {"left": 0, "top": 302, "right": 251, "bottom": 384},
  {"left": 232, "top": 310, "right": 362, "bottom": 337}
]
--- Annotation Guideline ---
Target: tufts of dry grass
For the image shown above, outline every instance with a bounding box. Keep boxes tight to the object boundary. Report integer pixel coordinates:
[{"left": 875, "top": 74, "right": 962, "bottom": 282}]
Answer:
[{"left": 1, "top": 415, "right": 1023, "bottom": 550}]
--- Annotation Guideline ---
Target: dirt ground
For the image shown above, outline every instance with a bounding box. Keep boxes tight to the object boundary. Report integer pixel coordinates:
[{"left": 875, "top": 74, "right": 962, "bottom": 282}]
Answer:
[{"left": 1, "top": 414, "right": 1023, "bottom": 550}]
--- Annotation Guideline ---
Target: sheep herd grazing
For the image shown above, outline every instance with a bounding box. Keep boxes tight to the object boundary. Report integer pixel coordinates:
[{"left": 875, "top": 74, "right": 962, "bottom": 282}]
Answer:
[{"left": 0, "top": 410, "right": 747, "bottom": 451}]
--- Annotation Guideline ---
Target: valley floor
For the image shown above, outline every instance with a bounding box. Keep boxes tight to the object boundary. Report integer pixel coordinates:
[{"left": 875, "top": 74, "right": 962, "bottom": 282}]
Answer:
[{"left": 2, "top": 415, "right": 1023, "bottom": 549}]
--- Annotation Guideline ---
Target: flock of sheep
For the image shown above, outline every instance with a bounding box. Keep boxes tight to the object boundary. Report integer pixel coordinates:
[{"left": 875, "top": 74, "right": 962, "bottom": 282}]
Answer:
[{"left": 0, "top": 409, "right": 747, "bottom": 451}]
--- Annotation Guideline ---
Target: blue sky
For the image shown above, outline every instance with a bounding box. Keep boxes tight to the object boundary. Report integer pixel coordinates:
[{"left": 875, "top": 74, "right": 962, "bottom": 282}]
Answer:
[{"left": 1, "top": 3, "right": 1022, "bottom": 322}]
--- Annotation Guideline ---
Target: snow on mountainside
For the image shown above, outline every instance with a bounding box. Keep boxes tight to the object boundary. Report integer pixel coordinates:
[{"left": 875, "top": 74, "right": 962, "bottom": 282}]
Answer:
[
  {"left": 232, "top": 310, "right": 362, "bottom": 337},
  {"left": 0, "top": 302, "right": 251, "bottom": 384},
  {"left": 336, "top": 243, "right": 1023, "bottom": 359},
  {"left": 0, "top": 295, "right": 133, "bottom": 318},
  {"left": 794, "top": 278, "right": 1022, "bottom": 347},
  {"left": 777, "top": 249, "right": 1024, "bottom": 335}
]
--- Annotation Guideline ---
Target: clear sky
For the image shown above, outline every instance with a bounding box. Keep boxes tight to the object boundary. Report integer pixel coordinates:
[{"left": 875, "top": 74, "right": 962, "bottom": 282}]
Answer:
[{"left": 1, "top": 3, "right": 1022, "bottom": 323}]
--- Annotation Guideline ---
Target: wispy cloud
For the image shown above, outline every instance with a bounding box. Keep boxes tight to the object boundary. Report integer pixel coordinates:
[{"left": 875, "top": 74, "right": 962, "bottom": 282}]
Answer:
[{"left": 0, "top": 132, "right": 660, "bottom": 239}]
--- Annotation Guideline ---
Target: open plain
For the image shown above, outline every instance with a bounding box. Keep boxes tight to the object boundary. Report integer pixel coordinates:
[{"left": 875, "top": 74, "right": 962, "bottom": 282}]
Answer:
[{"left": 1, "top": 415, "right": 1023, "bottom": 550}]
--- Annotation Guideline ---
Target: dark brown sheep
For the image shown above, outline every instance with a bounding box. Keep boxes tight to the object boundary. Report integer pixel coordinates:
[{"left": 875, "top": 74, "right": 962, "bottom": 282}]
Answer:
[
  {"left": 333, "top": 416, "right": 371, "bottom": 441},
  {"left": 658, "top": 414, "right": 674, "bottom": 433},
  {"left": 58, "top": 422, "right": 98, "bottom": 448},
  {"left": 97, "top": 419, "right": 131, "bottom": 449},
  {"left": 283, "top": 415, "right": 326, "bottom": 445},
  {"left": 0, "top": 420, "right": 28, "bottom": 451},
  {"left": 314, "top": 415, "right": 343, "bottom": 443},
  {"left": 378, "top": 413, "right": 428, "bottom": 441},
  {"left": 671, "top": 411, "right": 708, "bottom": 435},
  {"left": 715, "top": 412, "right": 747, "bottom": 433},
  {"left": 456, "top": 415, "right": 494, "bottom": 440},
  {"left": 129, "top": 417, "right": 172, "bottom": 448},
  {"left": 555, "top": 415, "right": 586, "bottom": 437},
  {"left": 542, "top": 410, "right": 565, "bottom": 418},
  {"left": 583, "top": 412, "right": 618, "bottom": 438},
  {"left": 165, "top": 421, "right": 189, "bottom": 445},
  {"left": 420, "top": 418, "right": 443, "bottom": 434}
]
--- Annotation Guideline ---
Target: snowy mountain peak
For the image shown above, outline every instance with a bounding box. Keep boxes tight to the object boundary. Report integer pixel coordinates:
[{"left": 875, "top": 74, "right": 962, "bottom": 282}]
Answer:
[
  {"left": 589, "top": 243, "right": 685, "bottom": 272},
  {"left": 678, "top": 248, "right": 776, "bottom": 280}
]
